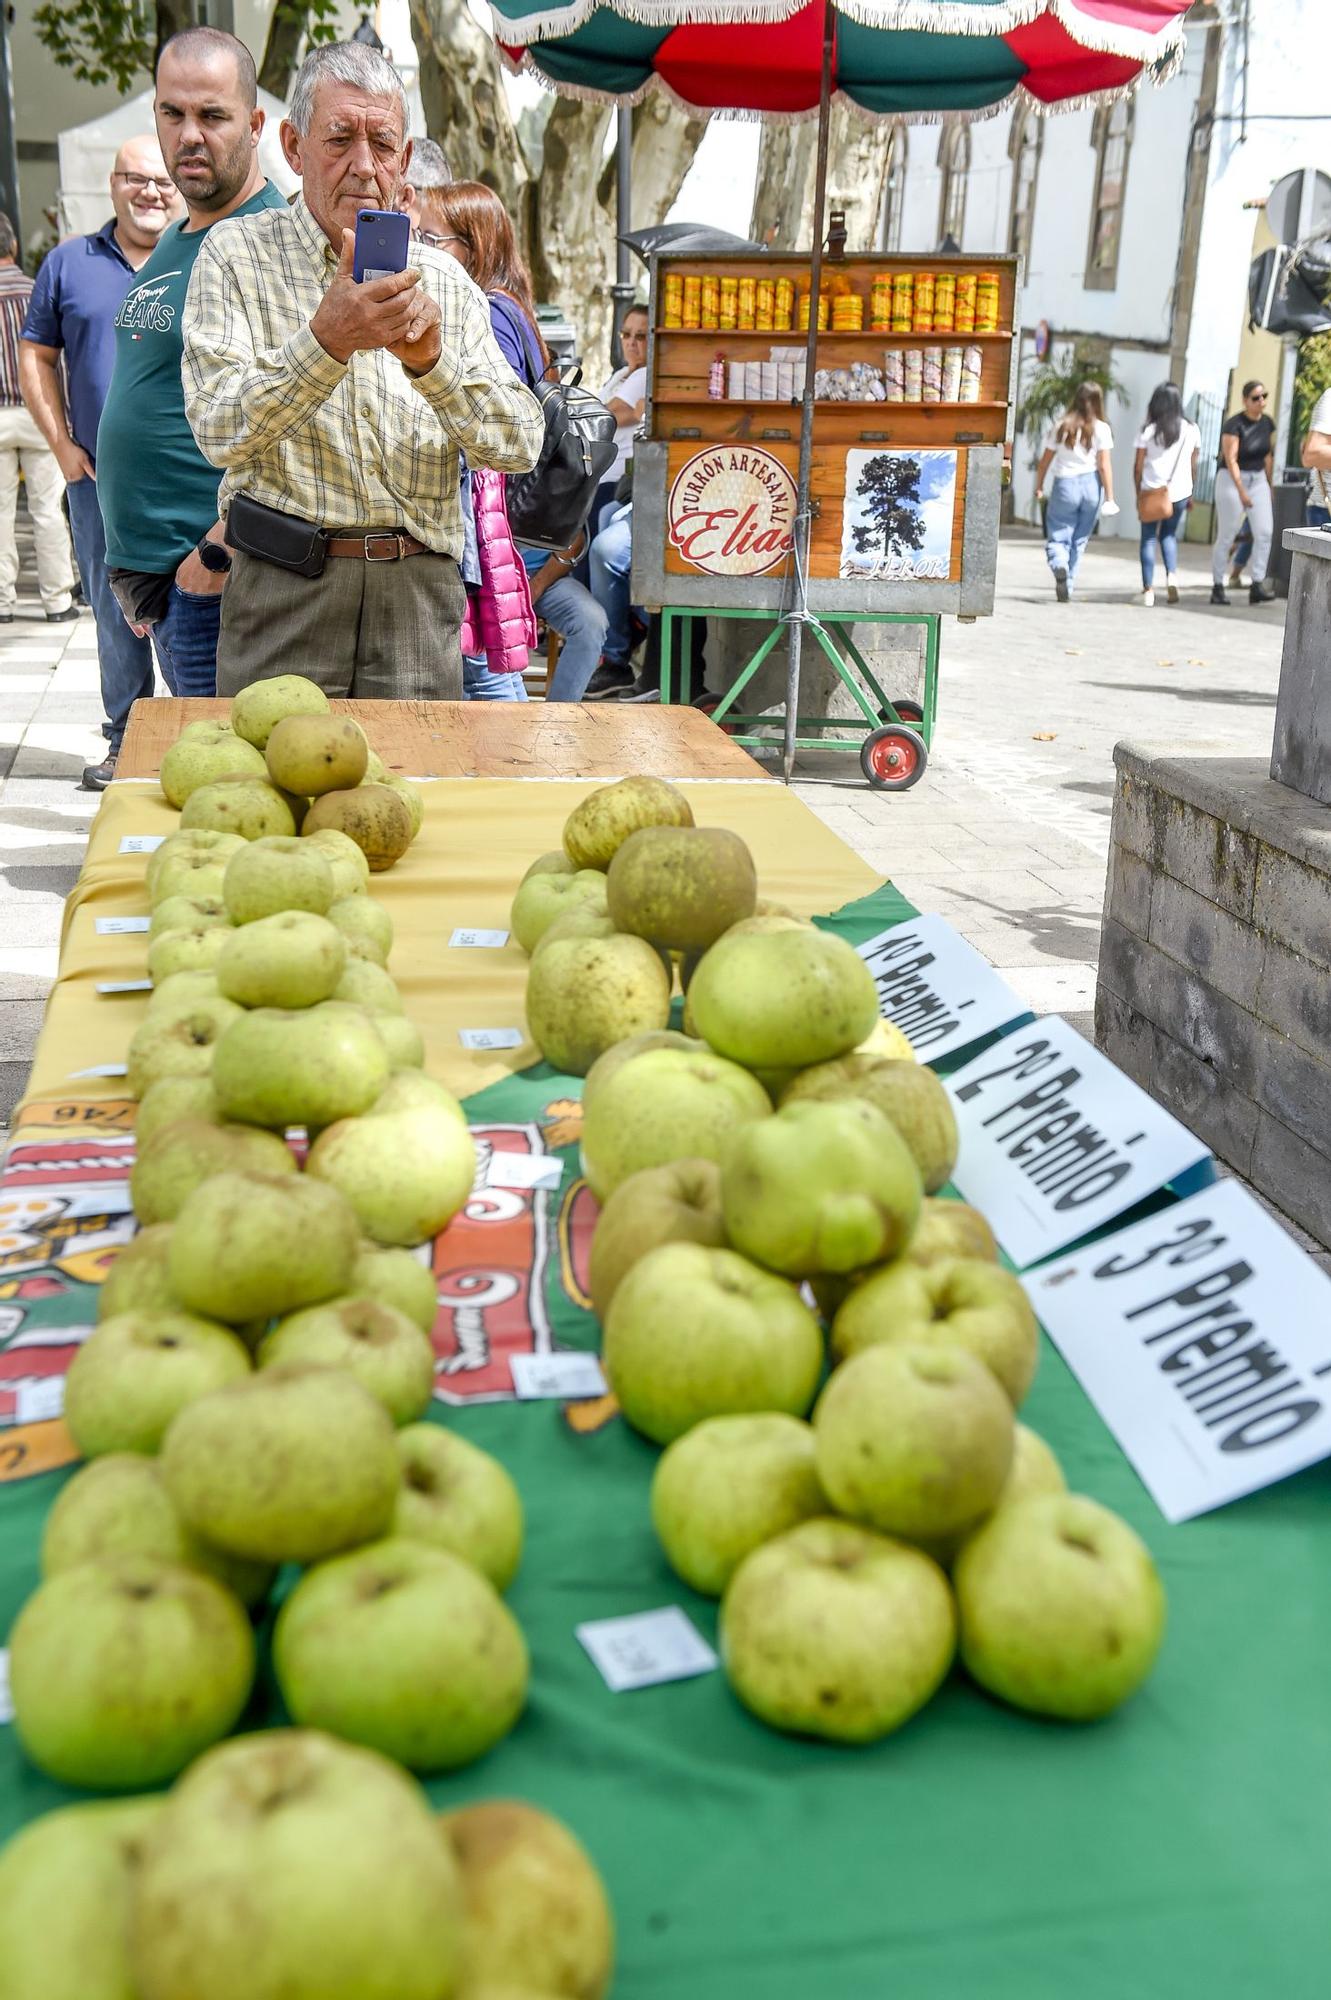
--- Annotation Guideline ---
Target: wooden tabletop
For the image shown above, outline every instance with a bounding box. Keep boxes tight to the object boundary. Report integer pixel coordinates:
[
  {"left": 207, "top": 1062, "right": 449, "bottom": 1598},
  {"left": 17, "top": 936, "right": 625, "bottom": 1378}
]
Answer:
[{"left": 116, "top": 697, "right": 769, "bottom": 783}]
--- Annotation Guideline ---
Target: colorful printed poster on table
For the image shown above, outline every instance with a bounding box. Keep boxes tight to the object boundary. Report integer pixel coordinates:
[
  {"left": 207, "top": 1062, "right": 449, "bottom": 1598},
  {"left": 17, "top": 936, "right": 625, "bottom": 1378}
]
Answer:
[
  {"left": 944, "top": 1019, "right": 1211, "bottom": 1268},
  {"left": 1025, "top": 1180, "right": 1331, "bottom": 1522}
]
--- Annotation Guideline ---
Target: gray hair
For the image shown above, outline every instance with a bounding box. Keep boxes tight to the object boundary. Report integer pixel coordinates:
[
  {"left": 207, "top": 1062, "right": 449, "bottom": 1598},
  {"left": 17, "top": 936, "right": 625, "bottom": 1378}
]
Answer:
[
  {"left": 288, "top": 41, "right": 408, "bottom": 140},
  {"left": 405, "top": 136, "right": 451, "bottom": 190},
  {"left": 0, "top": 214, "right": 16, "bottom": 262}
]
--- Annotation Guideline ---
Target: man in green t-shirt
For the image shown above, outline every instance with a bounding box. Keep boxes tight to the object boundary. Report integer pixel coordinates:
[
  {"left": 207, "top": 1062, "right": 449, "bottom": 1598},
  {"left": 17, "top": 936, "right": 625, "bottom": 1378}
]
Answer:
[{"left": 96, "top": 26, "right": 285, "bottom": 776}]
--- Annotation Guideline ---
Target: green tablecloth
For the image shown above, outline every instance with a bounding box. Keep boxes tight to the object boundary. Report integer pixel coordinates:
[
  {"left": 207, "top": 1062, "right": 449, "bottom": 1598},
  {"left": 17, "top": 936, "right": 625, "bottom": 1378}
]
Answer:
[{"left": 3, "top": 883, "right": 1328, "bottom": 1994}]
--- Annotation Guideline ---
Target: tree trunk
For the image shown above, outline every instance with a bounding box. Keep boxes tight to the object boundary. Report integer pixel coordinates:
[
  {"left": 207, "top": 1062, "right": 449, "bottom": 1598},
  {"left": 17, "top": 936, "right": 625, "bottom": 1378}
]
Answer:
[
  {"left": 751, "top": 107, "right": 890, "bottom": 253},
  {"left": 258, "top": 1, "right": 308, "bottom": 100},
  {"left": 409, "top": 0, "right": 531, "bottom": 217}
]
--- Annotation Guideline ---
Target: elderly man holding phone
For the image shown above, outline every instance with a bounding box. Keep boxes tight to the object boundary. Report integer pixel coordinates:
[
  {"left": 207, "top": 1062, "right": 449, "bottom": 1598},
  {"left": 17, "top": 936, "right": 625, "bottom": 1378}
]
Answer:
[{"left": 181, "top": 40, "right": 542, "bottom": 699}]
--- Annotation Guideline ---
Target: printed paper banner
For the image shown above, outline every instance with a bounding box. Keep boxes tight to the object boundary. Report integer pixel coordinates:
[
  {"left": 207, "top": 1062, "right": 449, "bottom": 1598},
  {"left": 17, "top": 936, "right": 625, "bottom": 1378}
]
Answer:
[
  {"left": 1026, "top": 1180, "right": 1331, "bottom": 1522},
  {"left": 857, "top": 915, "right": 1027, "bottom": 1063},
  {"left": 945, "top": 1018, "right": 1211, "bottom": 1269}
]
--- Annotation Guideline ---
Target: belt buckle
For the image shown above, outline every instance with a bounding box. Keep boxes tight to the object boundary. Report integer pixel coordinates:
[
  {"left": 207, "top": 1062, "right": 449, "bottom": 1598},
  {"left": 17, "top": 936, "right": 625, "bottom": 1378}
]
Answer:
[{"left": 364, "top": 531, "right": 405, "bottom": 561}]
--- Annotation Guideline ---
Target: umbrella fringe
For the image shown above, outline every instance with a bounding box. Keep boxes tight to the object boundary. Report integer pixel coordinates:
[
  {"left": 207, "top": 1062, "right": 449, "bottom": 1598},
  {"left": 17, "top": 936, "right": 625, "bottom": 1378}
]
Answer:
[
  {"left": 491, "top": 0, "right": 1188, "bottom": 65},
  {"left": 500, "top": 45, "right": 1161, "bottom": 124}
]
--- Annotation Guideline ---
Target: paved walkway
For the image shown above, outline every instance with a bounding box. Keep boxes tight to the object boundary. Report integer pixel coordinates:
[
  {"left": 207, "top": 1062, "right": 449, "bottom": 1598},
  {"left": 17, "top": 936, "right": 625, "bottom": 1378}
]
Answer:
[{"left": 3, "top": 521, "right": 1306, "bottom": 1258}]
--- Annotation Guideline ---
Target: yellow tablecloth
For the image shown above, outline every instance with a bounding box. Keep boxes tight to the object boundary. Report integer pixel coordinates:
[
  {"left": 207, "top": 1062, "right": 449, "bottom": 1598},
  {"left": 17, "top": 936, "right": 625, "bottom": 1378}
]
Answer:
[{"left": 26, "top": 777, "right": 880, "bottom": 1110}]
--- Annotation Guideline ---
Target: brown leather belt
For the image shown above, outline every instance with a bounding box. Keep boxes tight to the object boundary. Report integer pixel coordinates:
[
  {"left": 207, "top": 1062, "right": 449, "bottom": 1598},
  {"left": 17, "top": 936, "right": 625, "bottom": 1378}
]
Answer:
[{"left": 325, "top": 531, "right": 430, "bottom": 561}]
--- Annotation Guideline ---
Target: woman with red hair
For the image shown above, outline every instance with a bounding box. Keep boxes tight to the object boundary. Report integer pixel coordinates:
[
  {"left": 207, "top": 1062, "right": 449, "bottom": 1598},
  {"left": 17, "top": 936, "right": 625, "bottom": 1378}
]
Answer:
[{"left": 420, "top": 181, "right": 606, "bottom": 701}]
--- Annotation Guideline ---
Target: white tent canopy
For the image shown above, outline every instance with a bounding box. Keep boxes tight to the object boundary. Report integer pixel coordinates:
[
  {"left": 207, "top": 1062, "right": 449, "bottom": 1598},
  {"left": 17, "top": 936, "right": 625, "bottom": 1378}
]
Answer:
[{"left": 56, "top": 86, "right": 299, "bottom": 238}]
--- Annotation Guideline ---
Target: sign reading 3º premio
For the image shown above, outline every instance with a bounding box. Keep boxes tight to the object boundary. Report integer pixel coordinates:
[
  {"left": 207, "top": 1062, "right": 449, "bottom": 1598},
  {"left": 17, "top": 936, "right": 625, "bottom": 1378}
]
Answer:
[{"left": 667, "top": 446, "right": 797, "bottom": 577}]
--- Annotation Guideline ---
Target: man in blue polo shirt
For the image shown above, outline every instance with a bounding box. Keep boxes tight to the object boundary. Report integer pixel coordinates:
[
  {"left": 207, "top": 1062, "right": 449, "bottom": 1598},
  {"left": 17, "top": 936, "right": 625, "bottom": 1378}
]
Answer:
[
  {"left": 96, "top": 26, "right": 284, "bottom": 720},
  {"left": 21, "top": 135, "right": 183, "bottom": 789}
]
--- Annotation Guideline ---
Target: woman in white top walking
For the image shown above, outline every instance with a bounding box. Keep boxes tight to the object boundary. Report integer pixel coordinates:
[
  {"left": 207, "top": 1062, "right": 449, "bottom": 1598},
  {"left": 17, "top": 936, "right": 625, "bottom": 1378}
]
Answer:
[
  {"left": 1036, "top": 383, "right": 1115, "bottom": 600},
  {"left": 1133, "top": 382, "right": 1201, "bottom": 606}
]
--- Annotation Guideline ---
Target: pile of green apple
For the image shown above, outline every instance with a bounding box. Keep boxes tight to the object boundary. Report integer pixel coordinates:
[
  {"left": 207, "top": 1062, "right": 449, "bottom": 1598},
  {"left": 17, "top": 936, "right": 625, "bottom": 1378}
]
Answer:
[
  {"left": 0, "top": 1727, "right": 616, "bottom": 2000},
  {"left": 513, "top": 775, "right": 1167, "bottom": 1744}
]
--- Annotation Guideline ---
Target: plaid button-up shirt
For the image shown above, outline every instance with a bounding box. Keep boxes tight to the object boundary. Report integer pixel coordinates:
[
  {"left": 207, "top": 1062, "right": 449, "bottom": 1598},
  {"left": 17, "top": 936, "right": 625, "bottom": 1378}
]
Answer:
[{"left": 181, "top": 194, "right": 543, "bottom": 557}]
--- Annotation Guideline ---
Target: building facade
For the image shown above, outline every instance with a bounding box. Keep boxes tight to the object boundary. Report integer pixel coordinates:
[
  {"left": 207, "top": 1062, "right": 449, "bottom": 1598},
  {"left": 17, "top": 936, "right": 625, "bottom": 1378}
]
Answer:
[{"left": 875, "top": 0, "right": 1331, "bottom": 538}]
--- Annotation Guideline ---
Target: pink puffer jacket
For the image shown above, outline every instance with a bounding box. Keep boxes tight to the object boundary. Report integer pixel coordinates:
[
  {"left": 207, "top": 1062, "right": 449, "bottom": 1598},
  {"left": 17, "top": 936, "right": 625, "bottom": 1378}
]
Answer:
[{"left": 462, "top": 468, "right": 538, "bottom": 675}]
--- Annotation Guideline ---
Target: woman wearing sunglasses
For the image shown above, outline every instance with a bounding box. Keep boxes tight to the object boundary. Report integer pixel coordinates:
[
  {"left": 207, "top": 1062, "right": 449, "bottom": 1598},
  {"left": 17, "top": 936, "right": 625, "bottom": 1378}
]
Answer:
[{"left": 1212, "top": 380, "right": 1274, "bottom": 605}]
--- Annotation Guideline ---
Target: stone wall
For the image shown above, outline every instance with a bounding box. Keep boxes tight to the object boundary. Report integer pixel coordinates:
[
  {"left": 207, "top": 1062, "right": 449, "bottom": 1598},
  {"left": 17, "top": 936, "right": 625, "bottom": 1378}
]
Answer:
[{"left": 1096, "top": 742, "right": 1331, "bottom": 1247}]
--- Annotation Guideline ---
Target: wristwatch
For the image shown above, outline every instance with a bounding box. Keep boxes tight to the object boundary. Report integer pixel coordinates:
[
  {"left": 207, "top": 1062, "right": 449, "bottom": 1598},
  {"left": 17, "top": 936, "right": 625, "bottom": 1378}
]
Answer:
[{"left": 197, "top": 538, "right": 232, "bottom": 574}]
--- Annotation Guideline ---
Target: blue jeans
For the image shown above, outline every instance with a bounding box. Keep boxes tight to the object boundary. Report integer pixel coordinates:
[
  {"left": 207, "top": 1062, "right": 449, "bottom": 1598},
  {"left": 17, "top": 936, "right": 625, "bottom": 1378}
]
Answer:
[
  {"left": 149, "top": 582, "right": 221, "bottom": 697},
  {"left": 1044, "top": 473, "right": 1101, "bottom": 586},
  {"left": 522, "top": 548, "right": 606, "bottom": 702},
  {"left": 1139, "top": 500, "right": 1189, "bottom": 588},
  {"left": 589, "top": 504, "right": 636, "bottom": 668},
  {"left": 65, "top": 473, "right": 154, "bottom": 753},
  {"left": 463, "top": 655, "right": 528, "bottom": 701},
  {"left": 1308, "top": 505, "right": 1331, "bottom": 529}
]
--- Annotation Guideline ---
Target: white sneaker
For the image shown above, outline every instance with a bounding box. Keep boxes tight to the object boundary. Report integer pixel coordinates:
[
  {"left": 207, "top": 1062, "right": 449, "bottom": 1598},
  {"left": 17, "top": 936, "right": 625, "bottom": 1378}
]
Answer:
[
  {"left": 1166, "top": 574, "right": 1179, "bottom": 604},
  {"left": 1141, "top": 588, "right": 1155, "bottom": 607}
]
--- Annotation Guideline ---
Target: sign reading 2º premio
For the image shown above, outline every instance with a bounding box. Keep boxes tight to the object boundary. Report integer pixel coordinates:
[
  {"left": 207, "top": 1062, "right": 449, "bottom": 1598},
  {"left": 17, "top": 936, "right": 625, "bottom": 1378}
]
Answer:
[{"left": 667, "top": 446, "right": 797, "bottom": 578}]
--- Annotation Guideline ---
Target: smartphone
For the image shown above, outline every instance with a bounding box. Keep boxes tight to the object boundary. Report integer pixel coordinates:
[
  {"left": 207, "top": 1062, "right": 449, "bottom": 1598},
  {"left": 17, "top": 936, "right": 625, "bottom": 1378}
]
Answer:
[{"left": 353, "top": 208, "right": 411, "bottom": 284}]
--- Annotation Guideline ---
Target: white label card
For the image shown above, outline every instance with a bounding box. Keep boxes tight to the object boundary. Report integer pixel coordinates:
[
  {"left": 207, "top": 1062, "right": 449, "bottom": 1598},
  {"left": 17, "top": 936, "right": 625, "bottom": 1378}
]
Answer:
[
  {"left": 945, "top": 1017, "right": 1211, "bottom": 1269},
  {"left": 96, "top": 980, "right": 154, "bottom": 995},
  {"left": 487, "top": 1151, "right": 563, "bottom": 1192},
  {"left": 0, "top": 1651, "right": 11, "bottom": 1725},
  {"left": 459, "top": 1028, "right": 524, "bottom": 1051},
  {"left": 70, "top": 1064, "right": 129, "bottom": 1079},
  {"left": 450, "top": 928, "right": 510, "bottom": 949},
  {"left": 576, "top": 1607, "right": 718, "bottom": 1693},
  {"left": 118, "top": 835, "right": 165, "bottom": 854},
  {"left": 1026, "top": 1180, "right": 1331, "bottom": 1522},
  {"left": 857, "top": 915, "right": 1028, "bottom": 1062},
  {"left": 95, "top": 916, "right": 150, "bottom": 935},
  {"left": 15, "top": 1377, "right": 65, "bottom": 1424},
  {"left": 510, "top": 1350, "right": 608, "bottom": 1400}
]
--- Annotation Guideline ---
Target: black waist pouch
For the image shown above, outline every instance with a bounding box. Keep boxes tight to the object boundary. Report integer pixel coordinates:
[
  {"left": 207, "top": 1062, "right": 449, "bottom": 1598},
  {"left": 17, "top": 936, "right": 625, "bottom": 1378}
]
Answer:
[{"left": 226, "top": 493, "right": 327, "bottom": 578}]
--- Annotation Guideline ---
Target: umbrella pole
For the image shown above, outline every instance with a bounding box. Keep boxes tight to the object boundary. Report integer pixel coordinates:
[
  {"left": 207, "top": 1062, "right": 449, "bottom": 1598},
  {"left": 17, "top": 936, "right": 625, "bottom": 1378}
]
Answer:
[
  {"left": 781, "top": 0, "right": 835, "bottom": 785},
  {"left": 612, "top": 107, "right": 635, "bottom": 345}
]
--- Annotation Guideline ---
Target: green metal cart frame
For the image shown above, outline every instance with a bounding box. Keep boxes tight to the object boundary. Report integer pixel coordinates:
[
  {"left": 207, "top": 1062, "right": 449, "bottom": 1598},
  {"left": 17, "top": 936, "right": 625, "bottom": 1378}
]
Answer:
[{"left": 659, "top": 605, "right": 940, "bottom": 790}]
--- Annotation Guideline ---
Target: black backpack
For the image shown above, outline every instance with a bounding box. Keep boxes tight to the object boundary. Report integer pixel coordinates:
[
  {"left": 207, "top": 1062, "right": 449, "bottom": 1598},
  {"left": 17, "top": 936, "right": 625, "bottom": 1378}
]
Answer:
[{"left": 499, "top": 298, "right": 619, "bottom": 550}]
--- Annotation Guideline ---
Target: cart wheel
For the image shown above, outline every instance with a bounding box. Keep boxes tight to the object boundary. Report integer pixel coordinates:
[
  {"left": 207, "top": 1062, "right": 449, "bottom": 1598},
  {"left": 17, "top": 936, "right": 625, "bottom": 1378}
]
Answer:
[
  {"left": 882, "top": 698, "right": 924, "bottom": 726},
  {"left": 861, "top": 724, "right": 927, "bottom": 791}
]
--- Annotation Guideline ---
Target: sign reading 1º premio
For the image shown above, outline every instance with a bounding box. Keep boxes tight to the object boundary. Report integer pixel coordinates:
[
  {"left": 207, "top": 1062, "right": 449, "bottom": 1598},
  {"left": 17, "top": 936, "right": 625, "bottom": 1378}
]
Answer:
[{"left": 667, "top": 445, "right": 797, "bottom": 578}]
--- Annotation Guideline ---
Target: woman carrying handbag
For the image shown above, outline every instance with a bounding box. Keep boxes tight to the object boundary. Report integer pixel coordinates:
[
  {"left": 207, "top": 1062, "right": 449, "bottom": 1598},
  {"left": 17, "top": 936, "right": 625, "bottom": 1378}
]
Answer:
[{"left": 1133, "top": 382, "right": 1200, "bottom": 606}]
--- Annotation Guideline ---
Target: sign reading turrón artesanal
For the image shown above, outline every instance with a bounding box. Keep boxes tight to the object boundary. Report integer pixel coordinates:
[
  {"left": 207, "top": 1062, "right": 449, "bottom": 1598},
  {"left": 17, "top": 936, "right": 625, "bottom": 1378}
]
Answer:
[
  {"left": 856, "top": 916, "right": 1027, "bottom": 1063},
  {"left": 1025, "top": 1180, "right": 1331, "bottom": 1522},
  {"left": 945, "top": 1019, "right": 1211, "bottom": 1268},
  {"left": 667, "top": 446, "right": 796, "bottom": 578}
]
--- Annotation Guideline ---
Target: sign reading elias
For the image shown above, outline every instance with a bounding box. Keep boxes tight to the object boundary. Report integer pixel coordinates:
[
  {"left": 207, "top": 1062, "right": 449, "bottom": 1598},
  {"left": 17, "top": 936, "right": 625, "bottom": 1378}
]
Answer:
[{"left": 667, "top": 447, "right": 797, "bottom": 577}]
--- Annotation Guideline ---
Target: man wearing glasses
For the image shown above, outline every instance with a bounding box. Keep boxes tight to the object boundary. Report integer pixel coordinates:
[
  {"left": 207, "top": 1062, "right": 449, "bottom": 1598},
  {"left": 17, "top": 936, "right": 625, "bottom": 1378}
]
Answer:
[
  {"left": 20, "top": 137, "right": 183, "bottom": 789},
  {"left": 96, "top": 26, "right": 285, "bottom": 732}
]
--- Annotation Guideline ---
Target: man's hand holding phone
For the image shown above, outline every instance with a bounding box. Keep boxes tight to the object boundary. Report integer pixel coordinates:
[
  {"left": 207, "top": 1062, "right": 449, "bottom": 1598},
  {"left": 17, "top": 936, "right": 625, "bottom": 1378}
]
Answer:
[{"left": 311, "top": 228, "right": 430, "bottom": 367}]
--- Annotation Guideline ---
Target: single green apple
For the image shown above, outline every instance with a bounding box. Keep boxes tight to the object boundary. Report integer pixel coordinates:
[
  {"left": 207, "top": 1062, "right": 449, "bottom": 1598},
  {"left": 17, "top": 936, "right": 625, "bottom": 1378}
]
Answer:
[
  {"left": 722, "top": 1097, "right": 923, "bottom": 1277},
  {"left": 127, "top": 999, "right": 241, "bottom": 1096},
  {"left": 97, "top": 1222, "right": 179, "bottom": 1319},
  {"left": 391, "top": 1424, "right": 523, "bottom": 1592},
  {"left": 179, "top": 774, "right": 300, "bottom": 841},
  {"left": 522, "top": 848, "right": 575, "bottom": 881},
  {"left": 580, "top": 1027, "right": 704, "bottom": 1113},
  {"left": 814, "top": 1342, "right": 1013, "bottom": 1541},
  {"left": 161, "top": 1365, "right": 401, "bottom": 1563},
  {"left": 580, "top": 1045, "right": 771, "bottom": 1201},
  {"left": 604, "top": 1242, "right": 824, "bottom": 1445},
  {"left": 651, "top": 1412, "right": 826, "bottom": 1597},
  {"left": 720, "top": 1516, "right": 955, "bottom": 1743},
  {"left": 142, "top": 971, "right": 225, "bottom": 1024},
  {"left": 333, "top": 955, "right": 402, "bottom": 1014},
  {"left": 230, "top": 672, "right": 330, "bottom": 749},
  {"left": 168, "top": 1171, "right": 356, "bottom": 1324},
  {"left": 10, "top": 1556, "right": 254, "bottom": 1789},
  {"left": 527, "top": 932, "right": 675, "bottom": 1077},
  {"left": 41, "top": 1452, "right": 273, "bottom": 1606},
  {"left": 216, "top": 908, "right": 347, "bottom": 1008},
  {"left": 128, "top": 1730, "right": 464, "bottom": 2000},
  {"left": 690, "top": 926, "right": 879, "bottom": 1071},
  {"left": 562, "top": 774, "right": 694, "bottom": 870},
  {"left": 605, "top": 824, "right": 757, "bottom": 954},
  {"left": 266, "top": 713, "right": 369, "bottom": 796},
  {"left": 370, "top": 1070, "right": 468, "bottom": 1123},
  {"left": 906, "top": 1196, "right": 1000, "bottom": 1267},
  {"left": 509, "top": 867, "right": 606, "bottom": 954},
  {"left": 222, "top": 836, "right": 335, "bottom": 924},
  {"left": 954, "top": 1492, "right": 1166, "bottom": 1720},
  {"left": 781, "top": 1054, "right": 959, "bottom": 1193},
  {"left": 273, "top": 1537, "right": 528, "bottom": 1772},
  {"left": 349, "top": 1244, "right": 438, "bottom": 1332},
  {"left": 328, "top": 893, "right": 392, "bottom": 964},
  {"left": 148, "top": 892, "right": 230, "bottom": 939},
  {"left": 145, "top": 924, "right": 232, "bottom": 981},
  {"left": 160, "top": 726, "right": 266, "bottom": 808},
  {"left": 832, "top": 1256, "right": 1040, "bottom": 1406},
  {"left": 212, "top": 1000, "right": 390, "bottom": 1129},
  {"left": 0, "top": 1795, "right": 162, "bottom": 2000},
  {"left": 64, "top": 1309, "right": 252, "bottom": 1458},
  {"left": 259, "top": 1298, "right": 436, "bottom": 1425},
  {"left": 305, "top": 1105, "right": 476, "bottom": 1247},
  {"left": 443, "top": 1801, "right": 614, "bottom": 2000},
  {"left": 146, "top": 828, "right": 244, "bottom": 899}
]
